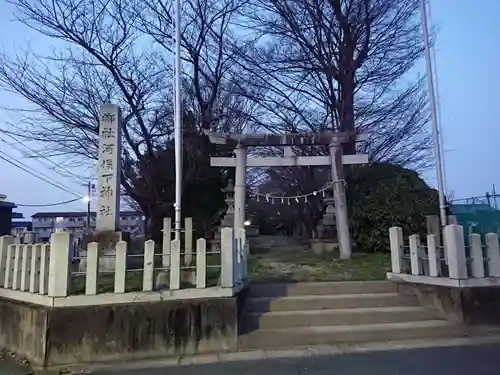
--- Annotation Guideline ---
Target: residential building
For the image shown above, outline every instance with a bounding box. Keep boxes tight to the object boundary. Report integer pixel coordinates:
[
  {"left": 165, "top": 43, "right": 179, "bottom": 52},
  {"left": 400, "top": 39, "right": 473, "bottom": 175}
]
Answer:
[
  {"left": 11, "top": 220, "right": 32, "bottom": 236},
  {"left": 0, "top": 194, "right": 24, "bottom": 236},
  {"left": 32, "top": 211, "right": 145, "bottom": 241}
]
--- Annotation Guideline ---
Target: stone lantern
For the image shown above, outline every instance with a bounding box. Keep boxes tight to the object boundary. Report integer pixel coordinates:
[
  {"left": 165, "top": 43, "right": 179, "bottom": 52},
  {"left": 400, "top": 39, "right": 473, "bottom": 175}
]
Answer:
[
  {"left": 209, "top": 180, "right": 235, "bottom": 252},
  {"left": 310, "top": 182, "right": 338, "bottom": 255}
]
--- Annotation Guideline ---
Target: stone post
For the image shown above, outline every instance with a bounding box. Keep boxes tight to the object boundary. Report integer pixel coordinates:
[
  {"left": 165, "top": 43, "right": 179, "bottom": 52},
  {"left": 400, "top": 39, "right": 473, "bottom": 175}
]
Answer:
[
  {"left": 162, "top": 217, "right": 172, "bottom": 268},
  {"left": 486, "top": 233, "right": 500, "bottom": 277},
  {"left": 427, "top": 234, "right": 441, "bottom": 277},
  {"left": 48, "top": 232, "right": 71, "bottom": 297},
  {"left": 184, "top": 217, "right": 193, "bottom": 266},
  {"left": 97, "top": 103, "right": 122, "bottom": 231},
  {"left": 114, "top": 241, "right": 127, "bottom": 293},
  {"left": 143, "top": 240, "right": 155, "bottom": 292},
  {"left": 0, "top": 236, "right": 13, "bottom": 287},
  {"left": 196, "top": 238, "right": 207, "bottom": 288},
  {"left": 389, "top": 227, "right": 403, "bottom": 273},
  {"left": 95, "top": 103, "right": 123, "bottom": 271},
  {"left": 29, "top": 244, "right": 42, "bottom": 293},
  {"left": 220, "top": 227, "right": 234, "bottom": 288},
  {"left": 444, "top": 224, "right": 467, "bottom": 279},
  {"left": 409, "top": 234, "right": 421, "bottom": 276},
  {"left": 39, "top": 244, "right": 50, "bottom": 295},
  {"left": 469, "top": 233, "right": 485, "bottom": 278}
]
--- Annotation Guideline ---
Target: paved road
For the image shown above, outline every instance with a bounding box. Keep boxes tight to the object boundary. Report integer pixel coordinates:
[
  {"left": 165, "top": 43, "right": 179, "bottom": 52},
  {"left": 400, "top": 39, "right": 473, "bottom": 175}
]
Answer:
[{"left": 103, "top": 344, "right": 500, "bottom": 375}]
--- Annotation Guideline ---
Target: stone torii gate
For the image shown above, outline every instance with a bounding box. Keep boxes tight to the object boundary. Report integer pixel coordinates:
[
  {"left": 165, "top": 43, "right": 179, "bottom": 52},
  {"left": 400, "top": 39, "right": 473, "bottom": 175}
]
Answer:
[{"left": 206, "top": 131, "right": 369, "bottom": 259}]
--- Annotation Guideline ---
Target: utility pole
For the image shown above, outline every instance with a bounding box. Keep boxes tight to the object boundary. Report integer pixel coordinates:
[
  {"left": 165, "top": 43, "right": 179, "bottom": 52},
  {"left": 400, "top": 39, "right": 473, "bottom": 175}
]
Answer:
[{"left": 420, "top": 0, "right": 447, "bottom": 227}]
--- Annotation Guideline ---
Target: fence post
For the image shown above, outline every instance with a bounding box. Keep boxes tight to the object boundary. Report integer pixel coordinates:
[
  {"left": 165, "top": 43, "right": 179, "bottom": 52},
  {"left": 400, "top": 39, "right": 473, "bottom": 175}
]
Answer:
[
  {"left": 389, "top": 227, "right": 403, "bottom": 273},
  {"left": 236, "top": 228, "right": 247, "bottom": 283},
  {"left": 29, "top": 244, "right": 42, "bottom": 293},
  {"left": 115, "top": 241, "right": 127, "bottom": 293},
  {"left": 444, "top": 224, "right": 468, "bottom": 279},
  {"left": 4, "top": 244, "right": 14, "bottom": 288},
  {"left": 196, "top": 238, "right": 206, "bottom": 289},
  {"left": 0, "top": 236, "right": 13, "bottom": 287},
  {"left": 233, "top": 230, "right": 241, "bottom": 284},
  {"left": 409, "top": 234, "right": 421, "bottom": 276},
  {"left": 48, "top": 232, "right": 71, "bottom": 297},
  {"left": 469, "top": 233, "right": 485, "bottom": 278},
  {"left": 220, "top": 227, "right": 234, "bottom": 288},
  {"left": 85, "top": 242, "right": 99, "bottom": 295},
  {"left": 426, "top": 215, "right": 442, "bottom": 247},
  {"left": 20, "top": 244, "right": 32, "bottom": 291},
  {"left": 486, "top": 233, "right": 500, "bottom": 277},
  {"left": 185, "top": 217, "right": 193, "bottom": 267},
  {"left": 170, "top": 239, "right": 181, "bottom": 290},
  {"left": 143, "top": 240, "right": 155, "bottom": 292},
  {"left": 12, "top": 245, "right": 23, "bottom": 290},
  {"left": 238, "top": 228, "right": 248, "bottom": 282},
  {"left": 162, "top": 217, "right": 172, "bottom": 268},
  {"left": 39, "top": 244, "right": 50, "bottom": 295},
  {"left": 427, "top": 234, "right": 441, "bottom": 277}
]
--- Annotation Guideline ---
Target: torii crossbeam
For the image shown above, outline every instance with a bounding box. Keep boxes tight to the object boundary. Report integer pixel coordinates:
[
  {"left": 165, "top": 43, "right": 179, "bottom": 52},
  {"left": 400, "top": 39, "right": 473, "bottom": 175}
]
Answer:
[{"left": 207, "top": 131, "right": 369, "bottom": 259}]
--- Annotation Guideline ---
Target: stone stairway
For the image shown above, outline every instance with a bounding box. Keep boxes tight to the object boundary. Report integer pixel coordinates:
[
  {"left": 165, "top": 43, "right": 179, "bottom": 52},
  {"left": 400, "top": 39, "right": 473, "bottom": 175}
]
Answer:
[{"left": 239, "top": 281, "right": 467, "bottom": 350}]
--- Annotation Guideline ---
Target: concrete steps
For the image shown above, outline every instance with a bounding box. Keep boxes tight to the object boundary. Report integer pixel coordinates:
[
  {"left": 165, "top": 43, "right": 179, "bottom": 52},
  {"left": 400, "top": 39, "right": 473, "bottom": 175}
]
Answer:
[
  {"left": 248, "top": 280, "right": 397, "bottom": 297},
  {"left": 239, "top": 281, "right": 466, "bottom": 350},
  {"left": 239, "top": 320, "right": 465, "bottom": 349},
  {"left": 245, "top": 306, "right": 439, "bottom": 329},
  {"left": 246, "top": 293, "right": 418, "bottom": 312}
]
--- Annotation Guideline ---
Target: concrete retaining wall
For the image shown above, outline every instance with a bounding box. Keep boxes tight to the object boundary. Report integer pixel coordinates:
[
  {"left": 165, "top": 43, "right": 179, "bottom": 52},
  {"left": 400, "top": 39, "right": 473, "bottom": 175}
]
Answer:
[
  {"left": 396, "top": 282, "right": 500, "bottom": 325},
  {"left": 0, "top": 299, "right": 47, "bottom": 365},
  {"left": 0, "top": 296, "right": 238, "bottom": 368}
]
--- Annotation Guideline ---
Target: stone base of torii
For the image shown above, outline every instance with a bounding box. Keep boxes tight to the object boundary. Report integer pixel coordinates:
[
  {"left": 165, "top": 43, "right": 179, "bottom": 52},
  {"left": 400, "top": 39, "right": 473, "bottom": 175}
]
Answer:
[{"left": 206, "top": 131, "right": 369, "bottom": 259}]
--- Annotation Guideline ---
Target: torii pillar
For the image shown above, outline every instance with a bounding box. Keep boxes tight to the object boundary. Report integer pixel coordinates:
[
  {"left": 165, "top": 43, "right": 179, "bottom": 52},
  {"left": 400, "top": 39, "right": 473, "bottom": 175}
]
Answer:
[
  {"left": 206, "top": 131, "right": 369, "bottom": 259},
  {"left": 234, "top": 143, "right": 246, "bottom": 234}
]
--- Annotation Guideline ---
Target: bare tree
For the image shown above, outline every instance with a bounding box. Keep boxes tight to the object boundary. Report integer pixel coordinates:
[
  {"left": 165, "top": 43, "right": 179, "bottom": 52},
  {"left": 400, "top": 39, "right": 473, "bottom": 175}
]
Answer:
[
  {"left": 232, "top": 0, "right": 432, "bottom": 236},
  {"left": 239, "top": 0, "right": 430, "bottom": 165},
  {"left": 0, "top": 0, "right": 434, "bottom": 240},
  {"left": 0, "top": 0, "right": 256, "bottom": 235}
]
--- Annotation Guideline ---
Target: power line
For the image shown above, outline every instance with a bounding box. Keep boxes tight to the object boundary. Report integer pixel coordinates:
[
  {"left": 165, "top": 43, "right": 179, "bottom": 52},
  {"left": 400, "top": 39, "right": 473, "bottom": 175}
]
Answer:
[
  {"left": 0, "top": 150, "right": 83, "bottom": 198},
  {"left": 15, "top": 197, "right": 84, "bottom": 207},
  {"left": 0, "top": 133, "right": 89, "bottom": 183}
]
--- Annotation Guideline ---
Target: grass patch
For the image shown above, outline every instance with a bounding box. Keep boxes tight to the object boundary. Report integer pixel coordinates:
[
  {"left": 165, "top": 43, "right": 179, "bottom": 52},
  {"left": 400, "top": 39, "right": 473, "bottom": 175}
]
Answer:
[{"left": 248, "top": 247, "right": 390, "bottom": 283}]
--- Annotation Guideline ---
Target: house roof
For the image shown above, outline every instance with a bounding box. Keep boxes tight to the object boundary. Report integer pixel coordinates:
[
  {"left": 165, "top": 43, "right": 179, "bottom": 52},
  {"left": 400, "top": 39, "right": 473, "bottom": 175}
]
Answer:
[
  {"left": 32, "top": 211, "right": 143, "bottom": 218},
  {"left": 11, "top": 221, "right": 32, "bottom": 228},
  {"left": 0, "top": 200, "right": 16, "bottom": 209}
]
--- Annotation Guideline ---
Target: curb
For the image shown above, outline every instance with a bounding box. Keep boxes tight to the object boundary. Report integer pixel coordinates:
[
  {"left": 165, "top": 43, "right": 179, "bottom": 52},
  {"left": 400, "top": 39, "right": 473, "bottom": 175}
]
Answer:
[{"left": 55, "top": 335, "right": 500, "bottom": 374}]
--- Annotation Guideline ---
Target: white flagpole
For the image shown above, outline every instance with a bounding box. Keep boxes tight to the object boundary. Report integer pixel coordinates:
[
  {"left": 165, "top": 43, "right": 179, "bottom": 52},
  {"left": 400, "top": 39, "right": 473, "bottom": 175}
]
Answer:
[
  {"left": 174, "top": 0, "right": 183, "bottom": 240},
  {"left": 427, "top": 0, "right": 449, "bottom": 196},
  {"left": 421, "top": 0, "right": 447, "bottom": 227}
]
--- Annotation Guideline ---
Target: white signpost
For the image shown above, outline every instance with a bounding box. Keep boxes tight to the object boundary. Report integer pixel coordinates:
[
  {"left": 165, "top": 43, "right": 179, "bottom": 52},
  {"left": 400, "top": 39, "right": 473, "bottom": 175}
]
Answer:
[{"left": 97, "top": 104, "right": 122, "bottom": 232}]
